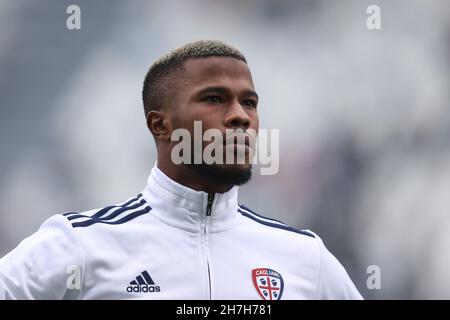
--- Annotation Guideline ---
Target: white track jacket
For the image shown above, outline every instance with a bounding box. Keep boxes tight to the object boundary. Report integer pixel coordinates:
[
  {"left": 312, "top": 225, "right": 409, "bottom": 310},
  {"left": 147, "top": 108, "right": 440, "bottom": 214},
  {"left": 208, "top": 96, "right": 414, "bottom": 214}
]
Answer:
[{"left": 0, "top": 165, "right": 362, "bottom": 300}]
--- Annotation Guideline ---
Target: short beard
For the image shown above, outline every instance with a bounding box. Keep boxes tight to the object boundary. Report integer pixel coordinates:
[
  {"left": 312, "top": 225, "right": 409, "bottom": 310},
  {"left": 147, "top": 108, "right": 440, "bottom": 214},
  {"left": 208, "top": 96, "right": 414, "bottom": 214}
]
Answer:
[{"left": 189, "top": 163, "right": 253, "bottom": 188}]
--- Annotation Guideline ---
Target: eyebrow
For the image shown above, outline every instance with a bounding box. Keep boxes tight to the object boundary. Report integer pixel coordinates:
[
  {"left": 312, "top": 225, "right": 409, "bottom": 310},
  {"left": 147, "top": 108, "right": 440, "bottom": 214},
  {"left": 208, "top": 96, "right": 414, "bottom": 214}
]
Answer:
[{"left": 196, "top": 86, "right": 259, "bottom": 101}]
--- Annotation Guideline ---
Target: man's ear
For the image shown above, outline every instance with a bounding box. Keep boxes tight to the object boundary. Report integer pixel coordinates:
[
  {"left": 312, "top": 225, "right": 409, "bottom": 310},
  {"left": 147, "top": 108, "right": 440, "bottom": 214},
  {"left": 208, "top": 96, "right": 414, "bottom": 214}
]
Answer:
[{"left": 147, "top": 110, "right": 172, "bottom": 142}]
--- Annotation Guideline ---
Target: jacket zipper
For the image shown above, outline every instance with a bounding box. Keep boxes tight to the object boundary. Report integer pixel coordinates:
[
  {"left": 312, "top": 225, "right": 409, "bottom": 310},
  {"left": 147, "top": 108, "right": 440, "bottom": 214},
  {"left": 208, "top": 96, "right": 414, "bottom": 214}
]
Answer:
[
  {"left": 206, "top": 193, "right": 214, "bottom": 216},
  {"left": 204, "top": 193, "right": 214, "bottom": 299}
]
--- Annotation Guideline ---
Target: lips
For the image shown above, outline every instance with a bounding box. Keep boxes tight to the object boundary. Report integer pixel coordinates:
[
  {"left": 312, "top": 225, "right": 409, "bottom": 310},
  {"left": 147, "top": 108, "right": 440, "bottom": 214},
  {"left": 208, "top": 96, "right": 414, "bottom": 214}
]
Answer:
[
  {"left": 224, "top": 136, "right": 249, "bottom": 146},
  {"left": 223, "top": 132, "right": 255, "bottom": 148}
]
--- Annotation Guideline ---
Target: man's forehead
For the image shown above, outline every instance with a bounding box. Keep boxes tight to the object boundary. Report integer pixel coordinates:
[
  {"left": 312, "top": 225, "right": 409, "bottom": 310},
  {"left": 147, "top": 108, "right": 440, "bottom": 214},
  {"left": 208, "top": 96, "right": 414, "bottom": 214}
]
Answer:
[{"left": 182, "top": 56, "right": 253, "bottom": 84}]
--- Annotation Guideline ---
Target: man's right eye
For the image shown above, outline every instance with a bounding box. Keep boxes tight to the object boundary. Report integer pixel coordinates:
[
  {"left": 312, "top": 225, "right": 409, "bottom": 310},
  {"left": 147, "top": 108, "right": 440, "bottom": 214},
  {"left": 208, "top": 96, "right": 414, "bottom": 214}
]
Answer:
[{"left": 204, "top": 96, "right": 224, "bottom": 104}]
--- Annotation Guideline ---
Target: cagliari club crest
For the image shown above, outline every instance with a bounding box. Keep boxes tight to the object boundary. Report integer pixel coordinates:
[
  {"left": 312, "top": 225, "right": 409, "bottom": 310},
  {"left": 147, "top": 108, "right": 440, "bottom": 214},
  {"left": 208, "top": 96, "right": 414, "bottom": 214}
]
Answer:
[{"left": 252, "top": 268, "right": 284, "bottom": 300}]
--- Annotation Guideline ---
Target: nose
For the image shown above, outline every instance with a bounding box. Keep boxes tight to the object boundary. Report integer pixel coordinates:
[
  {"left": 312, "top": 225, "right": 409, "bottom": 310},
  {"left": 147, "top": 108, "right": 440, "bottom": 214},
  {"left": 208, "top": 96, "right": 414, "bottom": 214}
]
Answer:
[{"left": 224, "top": 100, "right": 251, "bottom": 130}]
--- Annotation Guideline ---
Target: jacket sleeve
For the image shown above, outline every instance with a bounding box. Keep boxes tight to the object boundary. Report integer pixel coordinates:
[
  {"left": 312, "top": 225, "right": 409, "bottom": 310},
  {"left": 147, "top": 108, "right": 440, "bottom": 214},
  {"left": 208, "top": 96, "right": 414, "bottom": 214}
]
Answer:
[
  {"left": 0, "top": 214, "right": 84, "bottom": 300},
  {"left": 314, "top": 235, "right": 363, "bottom": 300}
]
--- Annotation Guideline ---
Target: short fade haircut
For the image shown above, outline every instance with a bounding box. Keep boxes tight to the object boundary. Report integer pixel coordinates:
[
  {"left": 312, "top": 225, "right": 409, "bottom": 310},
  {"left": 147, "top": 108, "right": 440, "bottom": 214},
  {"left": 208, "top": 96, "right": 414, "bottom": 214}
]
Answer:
[{"left": 142, "top": 40, "right": 247, "bottom": 116}]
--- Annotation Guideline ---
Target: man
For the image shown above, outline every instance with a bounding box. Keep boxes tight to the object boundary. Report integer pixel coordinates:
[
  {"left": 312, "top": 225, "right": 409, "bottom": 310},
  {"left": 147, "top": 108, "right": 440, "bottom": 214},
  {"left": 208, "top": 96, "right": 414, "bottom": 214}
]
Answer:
[{"left": 0, "top": 40, "right": 362, "bottom": 299}]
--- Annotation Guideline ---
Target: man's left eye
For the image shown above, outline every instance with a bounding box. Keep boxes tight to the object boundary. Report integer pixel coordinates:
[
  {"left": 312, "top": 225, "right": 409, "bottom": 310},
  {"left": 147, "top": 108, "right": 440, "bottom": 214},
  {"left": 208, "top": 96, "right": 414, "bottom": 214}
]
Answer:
[
  {"left": 243, "top": 100, "right": 257, "bottom": 108},
  {"left": 205, "top": 96, "right": 224, "bottom": 103}
]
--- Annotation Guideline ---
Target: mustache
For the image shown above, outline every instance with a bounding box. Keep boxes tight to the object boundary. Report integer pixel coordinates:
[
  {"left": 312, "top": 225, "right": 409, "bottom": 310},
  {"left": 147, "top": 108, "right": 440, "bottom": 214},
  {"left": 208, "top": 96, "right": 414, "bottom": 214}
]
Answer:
[{"left": 223, "top": 129, "right": 257, "bottom": 147}]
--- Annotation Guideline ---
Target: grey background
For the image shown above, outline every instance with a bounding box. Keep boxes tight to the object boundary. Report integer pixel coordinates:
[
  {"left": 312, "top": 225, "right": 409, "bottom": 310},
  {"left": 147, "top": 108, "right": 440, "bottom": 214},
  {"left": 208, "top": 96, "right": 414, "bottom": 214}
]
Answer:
[{"left": 0, "top": 0, "right": 449, "bottom": 299}]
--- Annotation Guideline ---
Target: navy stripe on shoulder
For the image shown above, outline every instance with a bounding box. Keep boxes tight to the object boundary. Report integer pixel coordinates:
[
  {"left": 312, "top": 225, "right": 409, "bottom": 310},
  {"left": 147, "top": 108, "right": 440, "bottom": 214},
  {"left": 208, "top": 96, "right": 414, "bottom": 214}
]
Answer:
[
  {"left": 71, "top": 206, "right": 151, "bottom": 228},
  {"left": 91, "top": 194, "right": 143, "bottom": 219},
  {"left": 238, "top": 203, "right": 287, "bottom": 225},
  {"left": 238, "top": 209, "right": 315, "bottom": 238},
  {"left": 62, "top": 194, "right": 143, "bottom": 219},
  {"left": 66, "top": 199, "right": 147, "bottom": 222},
  {"left": 62, "top": 194, "right": 151, "bottom": 228}
]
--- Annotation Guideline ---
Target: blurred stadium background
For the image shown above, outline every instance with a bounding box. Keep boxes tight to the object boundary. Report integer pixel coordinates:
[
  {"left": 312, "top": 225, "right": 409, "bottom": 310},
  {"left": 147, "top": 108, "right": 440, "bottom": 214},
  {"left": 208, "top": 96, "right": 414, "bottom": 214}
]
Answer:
[{"left": 1, "top": 0, "right": 449, "bottom": 299}]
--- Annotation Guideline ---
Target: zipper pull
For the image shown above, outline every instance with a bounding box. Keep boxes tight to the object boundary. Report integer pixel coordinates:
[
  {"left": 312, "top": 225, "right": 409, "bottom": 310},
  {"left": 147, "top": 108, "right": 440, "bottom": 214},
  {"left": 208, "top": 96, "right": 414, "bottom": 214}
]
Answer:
[{"left": 206, "top": 193, "right": 215, "bottom": 216}]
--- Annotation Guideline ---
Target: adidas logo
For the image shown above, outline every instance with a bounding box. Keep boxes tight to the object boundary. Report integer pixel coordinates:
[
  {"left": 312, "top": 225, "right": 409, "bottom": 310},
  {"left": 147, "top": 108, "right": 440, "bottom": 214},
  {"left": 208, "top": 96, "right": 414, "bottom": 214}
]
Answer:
[{"left": 126, "top": 270, "right": 161, "bottom": 293}]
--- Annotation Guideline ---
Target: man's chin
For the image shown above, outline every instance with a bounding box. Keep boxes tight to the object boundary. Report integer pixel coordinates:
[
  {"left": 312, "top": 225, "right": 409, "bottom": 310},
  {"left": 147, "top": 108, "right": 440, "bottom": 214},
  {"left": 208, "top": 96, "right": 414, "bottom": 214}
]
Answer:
[
  {"left": 191, "top": 163, "right": 253, "bottom": 188},
  {"left": 214, "top": 162, "right": 252, "bottom": 172}
]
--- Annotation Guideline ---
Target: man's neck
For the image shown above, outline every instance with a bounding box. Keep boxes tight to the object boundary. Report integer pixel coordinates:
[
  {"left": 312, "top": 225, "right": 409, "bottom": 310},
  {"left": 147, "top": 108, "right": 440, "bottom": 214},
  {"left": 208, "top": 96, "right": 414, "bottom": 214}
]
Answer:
[{"left": 156, "top": 159, "right": 232, "bottom": 194}]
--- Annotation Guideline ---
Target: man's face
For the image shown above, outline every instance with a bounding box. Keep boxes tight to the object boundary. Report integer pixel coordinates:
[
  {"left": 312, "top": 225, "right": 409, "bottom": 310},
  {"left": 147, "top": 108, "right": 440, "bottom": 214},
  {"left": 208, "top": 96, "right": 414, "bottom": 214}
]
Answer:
[{"left": 169, "top": 56, "right": 259, "bottom": 187}]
